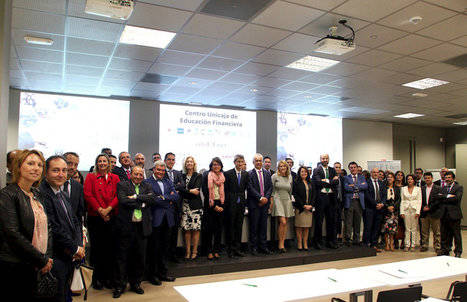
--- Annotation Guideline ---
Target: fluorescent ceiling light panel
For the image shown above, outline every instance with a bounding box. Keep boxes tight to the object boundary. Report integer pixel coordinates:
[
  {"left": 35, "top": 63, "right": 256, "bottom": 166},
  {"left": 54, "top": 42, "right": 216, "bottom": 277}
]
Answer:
[
  {"left": 402, "top": 78, "right": 449, "bottom": 90},
  {"left": 119, "top": 25, "right": 176, "bottom": 49},
  {"left": 394, "top": 113, "right": 425, "bottom": 119},
  {"left": 24, "top": 36, "right": 54, "bottom": 46},
  {"left": 412, "top": 93, "right": 427, "bottom": 97},
  {"left": 453, "top": 121, "right": 467, "bottom": 125},
  {"left": 286, "top": 56, "right": 340, "bottom": 72}
]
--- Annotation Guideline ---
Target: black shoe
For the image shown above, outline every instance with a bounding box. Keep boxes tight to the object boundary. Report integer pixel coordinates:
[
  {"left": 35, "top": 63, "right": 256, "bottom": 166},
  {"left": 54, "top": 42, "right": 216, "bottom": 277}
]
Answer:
[
  {"left": 279, "top": 248, "right": 286, "bottom": 253},
  {"left": 344, "top": 242, "right": 351, "bottom": 247},
  {"left": 250, "top": 249, "right": 259, "bottom": 256},
  {"left": 297, "top": 248, "right": 303, "bottom": 251},
  {"left": 303, "top": 247, "right": 309, "bottom": 251},
  {"left": 259, "top": 248, "right": 272, "bottom": 255},
  {"left": 113, "top": 288, "right": 123, "bottom": 299},
  {"left": 169, "top": 257, "right": 180, "bottom": 264},
  {"left": 234, "top": 250, "right": 246, "bottom": 257},
  {"left": 149, "top": 277, "right": 162, "bottom": 286},
  {"left": 228, "top": 252, "right": 238, "bottom": 259},
  {"left": 104, "top": 280, "right": 113, "bottom": 289},
  {"left": 92, "top": 280, "right": 104, "bottom": 290},
  {"left": 420, "top": 247, "right": 428, "bottom": 252},
  {"left": 455, "top": 253, "right": 462, "bottom": 258},
  {"left": 159, "top": 275, "right": 176, "bottom": 282},
  {"left": 130, "top": 284, "right": 144, "bottom": 295},
  {"left": 314, "top": 243, "right": 323, "bottom": 250},
  {"left": 326, "top": 242, "right": 338, "bottom": 249}
]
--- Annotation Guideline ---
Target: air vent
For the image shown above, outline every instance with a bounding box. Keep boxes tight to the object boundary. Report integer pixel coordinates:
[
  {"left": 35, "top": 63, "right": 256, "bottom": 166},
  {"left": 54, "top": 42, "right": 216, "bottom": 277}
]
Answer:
[
  {"left": 442, "top": 54, "right": 467, "bottom": 68},
  {"left": 201, "top": 0, "right": 273, "bottom": 21},
  {"left": 445, "top": 113, "right": 467, "bottom": 119},
  {"left": 140, "top": 73, "right": 178, "bottom": 84}
]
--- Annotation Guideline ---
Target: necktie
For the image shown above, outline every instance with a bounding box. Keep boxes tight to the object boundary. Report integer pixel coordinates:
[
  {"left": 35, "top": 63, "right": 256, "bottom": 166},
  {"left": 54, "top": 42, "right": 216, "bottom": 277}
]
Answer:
[
  {"left": 169, "top": 170, "right": 174, "bottom": 182},
  {"left": 258, "top": 170, "right": 264, "bottom": 197},
  {"left": 63, "top": 180, "right": 70, "bottom": 198},
  {"left": 133, "top": 184, "right": 142, "bottom": 221},
  {"left": 374, "top": 180, "right": 380, "bottom": 202},
  {"left": 324, "top": 167, "right": 330, "bottom": 193},
  {"left": 126, "top": 169, "right": 131, "bottom": 179},
  {"left": 352, "top": 175, "right": 358, "bottom": 199},
  {"left": 57, "top": 192, "right": 72, "bottom": 226},
  {"left": 237, "top": 172, "right": 241, "bottom": 203}
]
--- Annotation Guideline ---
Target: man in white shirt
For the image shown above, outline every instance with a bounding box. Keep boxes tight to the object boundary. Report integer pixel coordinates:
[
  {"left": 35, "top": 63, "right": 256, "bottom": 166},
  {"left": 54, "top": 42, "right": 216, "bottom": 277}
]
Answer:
[{"left": 420, "top": 172, "right": 442, "bottom": 253}]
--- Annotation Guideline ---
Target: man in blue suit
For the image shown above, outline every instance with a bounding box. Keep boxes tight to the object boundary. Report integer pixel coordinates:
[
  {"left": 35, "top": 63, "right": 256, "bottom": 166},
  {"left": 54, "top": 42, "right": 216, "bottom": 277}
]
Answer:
[
  {"left": 247, "top": 153, "right": 273, "bottom": 255},
  {"left": 144, "top": 160, "right": 179, "bottom": 285},
  {"left": 363, "top": 168, "right": 386, "bottom": 251},
  {"left": 343, "top": 162, "right": 368, "bottom": 246}
]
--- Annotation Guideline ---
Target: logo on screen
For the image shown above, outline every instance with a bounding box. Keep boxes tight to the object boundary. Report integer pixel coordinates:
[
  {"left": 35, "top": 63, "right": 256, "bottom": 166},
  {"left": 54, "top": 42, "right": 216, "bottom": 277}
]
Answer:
[{"left": 177, "top": 128, "right": 184, "bottom": 134}]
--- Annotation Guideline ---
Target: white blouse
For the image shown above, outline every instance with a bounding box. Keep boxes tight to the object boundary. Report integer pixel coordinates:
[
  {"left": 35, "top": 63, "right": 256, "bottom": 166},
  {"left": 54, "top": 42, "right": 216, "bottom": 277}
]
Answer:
[{"left": 400, "top": 186, "right": 422, "bottom": 215}]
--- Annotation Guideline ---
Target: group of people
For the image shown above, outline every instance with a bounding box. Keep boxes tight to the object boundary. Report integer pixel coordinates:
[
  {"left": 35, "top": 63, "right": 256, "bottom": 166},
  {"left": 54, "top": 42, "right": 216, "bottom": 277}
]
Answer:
[{"left": 0, "top": 148, "right": 464, "bottom": 301}]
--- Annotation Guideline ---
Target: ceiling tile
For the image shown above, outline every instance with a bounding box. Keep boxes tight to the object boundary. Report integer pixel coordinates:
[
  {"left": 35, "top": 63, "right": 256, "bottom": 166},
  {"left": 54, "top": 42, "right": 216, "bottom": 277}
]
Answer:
[
  {"left": 272, "top": 33, "right": 318, "bottom": 54},
  {"left": 114, "top": 44, "right": 162, "bottom": 61},
  {"left": 148, "top": 63, "right": 191, "bottom": 76},
  {"left": 105, "top": 70, "right": 145, "bottom": 81},
  {"left": 252, "top": 1, "right": 324, "bottom": 31},
  {"left": 182, "top": 14, "right": 245, "bottom": 39},
  {"left": 252, "top": 49, "right": 304, "bottom": 66},
  {"left": 435, "top": 69, "right": 467, "bottom": 83},
  {"left": 269, "top": 67, "right": 312, "bottom": 80},
  {"left": 133, "top": 82, "right": 169, "bottom": 92},
  {"left": 345, "top": 49, "right": 401, "bottom": 67},
  {"left": 198, "top": 56, "right": 244, "bottom": 72},
  {"left": 157, "top": 50, "right": 204, "bottom": 66},
  {"left": 279, "top": 81, "right": 319, "bottom": 91},
  {"left": 411, "top": 43, "right": 466, "bottom": 61},
  {"left": 66, "top": 53, "right": 109, "bottom": 68},
  {"left": 254, "top": 77, "right": 292, "bottom": 88},
  {"left": 138, "top": 0, "right": 204, "bottom": 11},
  {"left": 109, "top": 58, "right": 152, "bottom": 72},
  {"left": 222, "top": 72, "right": 261, "bottom": 84},
  {"left": 380, "top": 72, "right": 421, "bottom": 85},
  {"left": 299, "top": 12, "right": 369, "bottom": 37},
  {"left": 407, "top": 63, "right": 459, "bottom": 77},
  {"left": 417, "top": 15, "right": 467, "bottom": 41},
  {"left": 351, "top": 68, "right": 398, "bottom": 82},
  {"left": 332, "top": 0, "right": 417, "bottom": 22},
  {"left": 423, "top": 0, "right": 467, "bottom": 13},
  {"left": 128, "top": 2, "right": 192, "bottom": 32},
  {"left": 17, "top": 47, "right": 63, "bottom": 63},
  {"left": 286, "top": 0, "right": 347, "bottom": 11},
  {"left": 186, "top": 68, "right": 227, "bottom": 80},
  {"left": 13, "top": 0, "right": 66, "bottom": 14},
  {"left": 12, "top": 30, "right": 65, "bottom": 52},
  {"left": 21, "top": 60, "right": 62, "bottom": 74},
  {"left": 300, "top": 73, "right": 341, "bottom": 85},
  {"left": 234, "top": 62, "right": 278, "bottom": 76},
  {"left": 450, "top": 36, "right": 467, "bottom": 47},
  {"left": 12, "top": 8, "right": 66, "bottom": 34},
  {"left": 230, "top": 24, "right": 291, "bottom": 47},
  {"left": 163, "top": 86, "right": 201, "bottom": 96},
  {"left": 67, "top": 17, "right": 123, "bottom": 42},
  {"left": 67, "top": 37, "right": 115, "bottom": 56},
  {"left": 168, "top": 34, "right": 221, "bottom": 54},
  {"left": 66, "top": 65, "right": 104, "bottom": 77},
  {"left": 355, "top": 24, "right": 407, "bottom": 48},
  {"left": 320, "top": 62, "right": 370, "bottom": 76},
  {"left": 213, "top": 41, "right": 265, "bottom": 60},
  {"left": 379, "top": 56, "right": 431, "bottom": 72},
  {"left": 174, "top": 77, "right": 213, "bottom": 89},
  {"left": 205, "top": 82, "right": 245, "bottom": 92},
  {"left": 378, "top": 34, "right": 441, "bottom": 55},
  {"left": 377, "top": 1, "right": 457, "bottom": 32}
]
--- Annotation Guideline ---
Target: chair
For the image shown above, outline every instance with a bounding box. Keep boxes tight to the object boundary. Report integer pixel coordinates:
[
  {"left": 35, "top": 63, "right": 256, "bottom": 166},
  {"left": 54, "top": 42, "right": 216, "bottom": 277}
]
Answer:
[
  {"left": 331, "top": 286, "right": 422, "bottom": 302},
  {"left": 446, "top": 281, "right": 467, "bottom": 302}
]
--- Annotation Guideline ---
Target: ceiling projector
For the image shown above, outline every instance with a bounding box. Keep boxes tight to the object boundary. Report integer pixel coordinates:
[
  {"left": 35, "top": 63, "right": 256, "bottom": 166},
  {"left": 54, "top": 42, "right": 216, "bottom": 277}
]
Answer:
[
  {"left": 85, "top": 0, "right": 134, "bottom": 20},
  {"left": 314, "top": 20, "right": 356, "bottom": 55}
]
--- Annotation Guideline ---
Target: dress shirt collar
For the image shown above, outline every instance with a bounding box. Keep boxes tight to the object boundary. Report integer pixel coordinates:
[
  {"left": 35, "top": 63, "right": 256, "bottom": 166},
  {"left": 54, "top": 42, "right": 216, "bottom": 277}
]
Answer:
[
  {"left": 235, "top": 168, "right": 242, "bottom": 174},
  {"left": 153, "top": 174, "right": 164, "bottom": 182}
]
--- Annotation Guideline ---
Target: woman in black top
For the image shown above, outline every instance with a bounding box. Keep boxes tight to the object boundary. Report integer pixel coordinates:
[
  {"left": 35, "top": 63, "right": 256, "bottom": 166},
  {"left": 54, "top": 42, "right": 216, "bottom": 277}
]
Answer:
[
  {"left": 382, "top": 172, "right": 401, "bottom": 251},
  {"left": 292, "top": 166, "right": 316, "bottom": 251},
  {"left": 180, "top": 156, "right": 203, "bottom": 260}
]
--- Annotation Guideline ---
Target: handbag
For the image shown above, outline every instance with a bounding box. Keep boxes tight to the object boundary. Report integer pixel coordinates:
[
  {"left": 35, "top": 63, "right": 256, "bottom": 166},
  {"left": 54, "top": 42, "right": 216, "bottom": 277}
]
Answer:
[
  {"left": 33, "top": 271, "right": 58, "bottom": 299},
  {"left": 71, "top": 267, "right": 84, "bottom": 294}
]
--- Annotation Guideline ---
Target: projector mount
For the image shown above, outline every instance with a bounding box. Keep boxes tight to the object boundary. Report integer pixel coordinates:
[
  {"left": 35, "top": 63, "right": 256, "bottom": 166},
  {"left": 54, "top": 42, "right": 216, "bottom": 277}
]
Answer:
[{"left": 315, "top": 19, "right": 355, "bottom": 47}]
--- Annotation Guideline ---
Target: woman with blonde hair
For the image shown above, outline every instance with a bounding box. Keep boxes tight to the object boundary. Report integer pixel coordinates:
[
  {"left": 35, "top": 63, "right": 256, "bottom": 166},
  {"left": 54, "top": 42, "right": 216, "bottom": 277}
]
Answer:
[
  {"left": 0, "top": 149, "right": 53, "bottom": 300},
  {"left": 179, "top": 156, "right": 203, "bottom": 260},
  {"left": 271, "top": 160, "right": 294, "bottom": 252}
]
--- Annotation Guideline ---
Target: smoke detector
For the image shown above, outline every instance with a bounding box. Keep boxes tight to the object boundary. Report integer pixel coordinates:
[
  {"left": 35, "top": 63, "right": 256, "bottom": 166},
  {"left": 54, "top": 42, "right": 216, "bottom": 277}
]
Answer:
[{"left": 409, "top": 16, "right": 423, "bottom": 25}]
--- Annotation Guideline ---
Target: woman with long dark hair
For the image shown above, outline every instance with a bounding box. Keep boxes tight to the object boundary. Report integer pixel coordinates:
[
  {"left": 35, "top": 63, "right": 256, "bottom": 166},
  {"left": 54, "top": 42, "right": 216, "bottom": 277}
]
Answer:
[
  {"left": 293, "top": 166, "right": 316, "bottom": 251},
  {"left": 382, "top": 172, "right": 400, "bottom": 251}
]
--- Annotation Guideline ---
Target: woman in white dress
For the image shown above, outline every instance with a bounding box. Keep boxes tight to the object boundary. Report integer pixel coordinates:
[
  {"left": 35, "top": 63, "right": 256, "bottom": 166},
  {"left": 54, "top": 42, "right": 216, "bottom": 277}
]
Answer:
[{"left": 400, "top": 174, "right": 422, "bottom": 251}]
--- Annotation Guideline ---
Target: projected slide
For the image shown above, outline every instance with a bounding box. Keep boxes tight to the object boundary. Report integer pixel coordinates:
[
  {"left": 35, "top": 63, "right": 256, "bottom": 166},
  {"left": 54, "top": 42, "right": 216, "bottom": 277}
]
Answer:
[
  {"left": 159, "top": 104, "right": 256, "bottom": 171},
  {"left": 19, "top": 92, "right": 129, "bottom": 170},
  {"left": 277, "top": 112, "right": 342, "bottom": 170}
]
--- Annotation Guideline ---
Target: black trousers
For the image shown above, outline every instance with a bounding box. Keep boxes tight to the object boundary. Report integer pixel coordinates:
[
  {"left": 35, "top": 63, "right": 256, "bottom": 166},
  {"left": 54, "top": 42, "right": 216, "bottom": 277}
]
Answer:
[
  {"left": 0, "top": 261, "right": 36, "bottom": 301},
  {"left": 51, "top": 258, "right": 74, "bottom": 302},
  {"left": 205, "top": 201, "right": 224, "bottom": 254},
  {"left": 441, "top": 218, "right": 462, "bottom": 254},
  {"left": 148, "top": 216, "right": 171, "bottom": 278},
  {"left": 87, "top": 215, "right": 116, "bottom": 283},
  {"left": 335, "top": 201, "right": 343, "bottom": 237},
  {"left": 249, "top": 205, "right": 269, "bottom": 251},
  {"left": 169, "top": 205, "right": 181, "bottom": 257},
  {"left": 363, "top": 208, "right": 383, "bottom": 246},
  {"left": 225, "top": 202, "right": 245, "bottom": 253},
  {"left": 313, "top": 193, "right": 336, "bottom": 245},
  {"left": 114, "top": 223, "right": 147, "bottom": 288}
]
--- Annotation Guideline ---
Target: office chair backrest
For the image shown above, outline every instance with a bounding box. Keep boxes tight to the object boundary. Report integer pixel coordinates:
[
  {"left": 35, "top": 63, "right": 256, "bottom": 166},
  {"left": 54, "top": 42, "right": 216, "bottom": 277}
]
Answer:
[
  {"left": 447, "top": 281, "right": 467, "bottom": 302},
  {"left": 377, "top": 286, "right": 422, "bottom": 302}
]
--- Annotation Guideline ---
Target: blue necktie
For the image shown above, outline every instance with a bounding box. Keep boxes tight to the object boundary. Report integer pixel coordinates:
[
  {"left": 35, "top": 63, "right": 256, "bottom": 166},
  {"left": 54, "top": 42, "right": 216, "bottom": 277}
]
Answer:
[
  {"left": 57, "top": 192, "right": 72, "bottom": 226},
  {"left": 237, "top": 172, "right": 241, "bottom": 203}
]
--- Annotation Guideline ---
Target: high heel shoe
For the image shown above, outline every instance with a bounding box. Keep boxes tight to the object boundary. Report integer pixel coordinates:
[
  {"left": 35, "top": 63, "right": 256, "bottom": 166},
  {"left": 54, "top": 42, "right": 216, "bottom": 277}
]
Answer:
[
  {"left": 191, "top": 252, "right": 198, "bottom": 260},
  {"left": 207, "top": 253, "right": 214, "bottom": 260},
  {"left": 214, "top": 253, "right": 220, "bottom": 259},
  {"left": 279, "top": 248, "right": 286, "bottom": 253}
]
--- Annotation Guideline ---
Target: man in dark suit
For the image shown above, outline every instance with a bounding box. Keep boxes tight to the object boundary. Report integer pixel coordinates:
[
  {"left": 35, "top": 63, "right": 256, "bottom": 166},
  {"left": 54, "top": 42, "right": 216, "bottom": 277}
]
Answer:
[
  {"left": 113, "top": 166, "right": 156, "bottom": 298},
  {"left": 263, "top": 156, "right": 275, "bottom": 175},
  {"left": 41, "top": 156, "right": 84, "bottom": 302},
  {"left": 63, "top": 152, "right": 85, "bottom": 230},
  {"left": 363, "top": 168, "right": 387, "bottom": 251},
  {"left": 224, "top": 154, "right": 249, "bottom": 258},
  {"left": 434, "top": 167, "right": 449, "bottom": 188},
  {"left": 312, "top": 154, "right": 339, "bottom": 249},
  {"left": 163, "top": 152, "right": 185, "bottom": 263},
  {"left": 415, "top": 168, "right": 426, "bottom": 187},
  {"left": 286, "top": 157, "right": 297, "bottom": 180},
  {"left": 420, "top": 172, "right": 442, "bottom": 253},
  {"left": 333, "top": 162, "right": 345, "bottom": 244},
  {"left": 113, "top": 151, "right": 132, "bottom": 182},
  {"left": 247, "top": 153, "right": 273, "bottom": 255},
  {"left": 439, "top": 171, "right": 463, "bottom": 257},
  {"left": 343, "top": 161, "right": 368, "bottom": 247},
  {"left": 144, "top": 161, "right": 179, "bottom": 285}
]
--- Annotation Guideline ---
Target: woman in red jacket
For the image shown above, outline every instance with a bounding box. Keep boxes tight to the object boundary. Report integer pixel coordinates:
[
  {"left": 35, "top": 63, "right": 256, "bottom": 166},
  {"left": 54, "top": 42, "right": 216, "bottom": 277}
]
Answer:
[{"left": 84, "top": 153, "right": 120, "bottom": 290}]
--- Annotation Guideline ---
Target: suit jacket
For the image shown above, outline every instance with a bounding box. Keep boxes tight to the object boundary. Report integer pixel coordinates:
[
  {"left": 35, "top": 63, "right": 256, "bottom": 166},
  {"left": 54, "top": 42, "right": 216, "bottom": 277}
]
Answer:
[
  {"left": 67, "top": 179, "right": 85, "bottom": 229},
  {"left": 224, "top": 168, "right": 249, "bottom": 208},
  {"left": 434, "top": 179, "right": 457, "bottom": 187},
  {"left": 311, "top": 166, "right": 339, "bottom": 195},
  {"left": 385, "top": 186, "right": 401, "bottom": 215},
  {"left": 416, "top": 179, "right": 426, "bottom": 187},
  {"left": 365, "top": 178, "right": 387, "bottom": 210},
  {"left": 247, "top": 168, "right": 273, "bottom": 209},
  {"left": 290, "top": 171, "right": 297, "bottom": 181},
  {"left": 438, "top": 183, "right": 464, "bottom": 220},
  {"left": 343, "top": 174, "right": 368, "bottom": 209},
  {"left": 164, "top": 169, "right": 185, "bottom": 213},
  {"left": 420, "top": 184, "right": 442, "bottom": 218},
  {"left": 112, "top": 166, "right": 131, "bottom": 182},
  {"left": 292, "top": 180, "right": 317, "bottom": 212},
  {"left": 179, "top": 172, "right": 203, "bottom": 210},
  {"left": 116, "top": 181, "right": 156, "bottom": 237},
  {"left": 144, "top": 176, "right": 179, "bottom": 228},
  {"left": 40, "top": 181, "right": 82, "bottom": 261}
]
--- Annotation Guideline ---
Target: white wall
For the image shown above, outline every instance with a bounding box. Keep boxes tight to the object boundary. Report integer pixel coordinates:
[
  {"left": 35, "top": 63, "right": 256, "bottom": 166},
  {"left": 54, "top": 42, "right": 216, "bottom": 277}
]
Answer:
[{"left": 342, "top": 119, "right": 393, "bottom": 169}]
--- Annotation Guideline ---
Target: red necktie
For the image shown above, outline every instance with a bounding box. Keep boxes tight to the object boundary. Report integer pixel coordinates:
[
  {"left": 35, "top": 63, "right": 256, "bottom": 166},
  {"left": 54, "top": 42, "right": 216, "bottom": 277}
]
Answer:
[{"left": 126, "top": 169, "right": 131, "bottom": 179}]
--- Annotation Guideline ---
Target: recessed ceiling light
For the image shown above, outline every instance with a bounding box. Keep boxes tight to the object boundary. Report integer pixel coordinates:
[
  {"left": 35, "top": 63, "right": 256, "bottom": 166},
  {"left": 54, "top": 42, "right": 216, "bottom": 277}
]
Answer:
[
  {"left": 120, "top": 25, "right": 176, "bottom": 49},
  {"left": 24, "top": 36, "right": 54, "bottom": 46},
  {"left": 369, "top": 34, "right": 378, "bottom": 39},
  {"left": 394, "top": 113, "right": 425, "bottom": 119},
  {"left": 286, "top": 56, "right": 340, "bottom": 72},
  {"left": 453, "top": 121, "right": 467, "bottom": 126},
  {"left": 402, "top": 78, "right": 449, "bottom": 90},
  {"left": 189, "top": 81, "right": 198, "bottom": 85},
  {"left": 412, "top": 92, "right": 428, "bottom": 97},
  {"left": 250, "top": 88, "right": 259, "bottom": 92}
]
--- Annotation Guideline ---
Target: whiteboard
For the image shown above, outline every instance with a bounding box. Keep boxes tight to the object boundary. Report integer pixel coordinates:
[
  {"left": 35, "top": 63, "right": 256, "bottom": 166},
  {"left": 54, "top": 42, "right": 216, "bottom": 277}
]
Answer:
[{"left": 367, "top": 160, "right": 401, "bottom": 172}]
